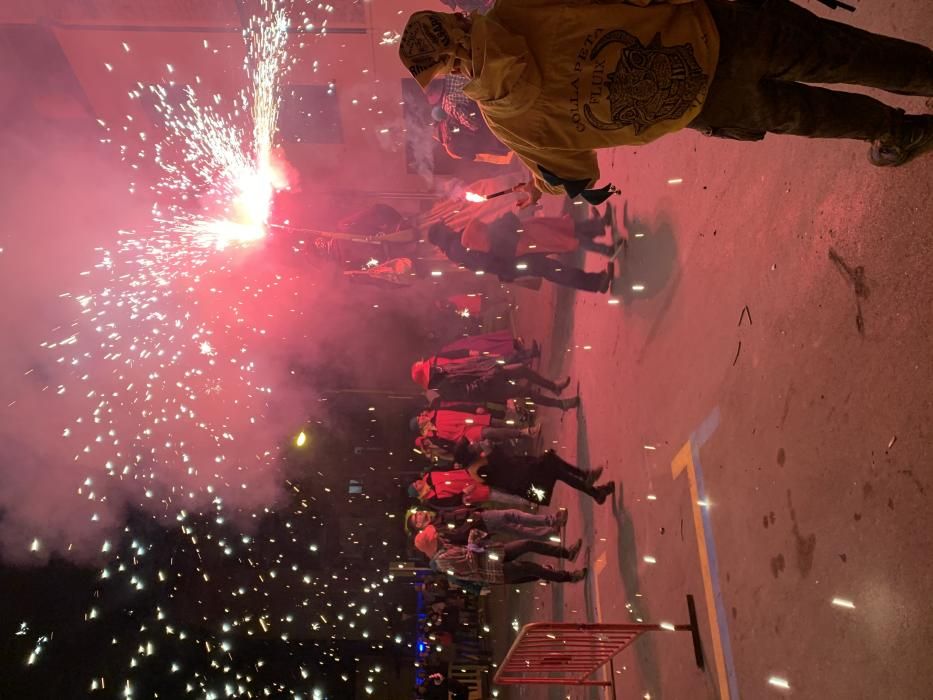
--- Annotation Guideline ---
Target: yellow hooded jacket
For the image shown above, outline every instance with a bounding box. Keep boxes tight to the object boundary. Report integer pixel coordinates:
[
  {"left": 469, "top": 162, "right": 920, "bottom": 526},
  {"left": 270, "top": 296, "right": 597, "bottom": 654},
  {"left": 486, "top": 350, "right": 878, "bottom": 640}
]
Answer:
[{"left": 462, "top": 0, "right": 719, "bottom": 198}]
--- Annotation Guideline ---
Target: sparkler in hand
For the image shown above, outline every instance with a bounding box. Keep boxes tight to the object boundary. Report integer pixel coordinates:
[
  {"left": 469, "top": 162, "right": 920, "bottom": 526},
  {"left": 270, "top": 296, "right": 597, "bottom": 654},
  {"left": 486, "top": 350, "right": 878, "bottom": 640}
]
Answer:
[{"left": 464, "top": 182, "right": 529, "bottom": 203}]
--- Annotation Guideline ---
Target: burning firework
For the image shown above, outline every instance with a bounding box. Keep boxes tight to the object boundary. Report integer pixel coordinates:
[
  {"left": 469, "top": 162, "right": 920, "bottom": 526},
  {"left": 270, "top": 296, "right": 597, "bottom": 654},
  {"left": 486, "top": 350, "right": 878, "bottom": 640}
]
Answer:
[
  {"left": 148, "top": 2, "right": 292, "bottom": 248},
  {"left": 464, "top": 182, "right": 526, "bottom": 202}
]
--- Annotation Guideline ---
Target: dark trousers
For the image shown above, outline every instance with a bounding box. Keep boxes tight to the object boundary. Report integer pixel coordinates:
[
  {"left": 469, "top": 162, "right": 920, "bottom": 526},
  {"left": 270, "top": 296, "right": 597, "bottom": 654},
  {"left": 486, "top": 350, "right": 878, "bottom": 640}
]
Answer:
[
  {"left": 501, "top": 365, "right": 560, "bottom": 393},
  {"left": 502, "top": 539, "right": 575, "bottom": 583},
  {"left": 516, "top": 255, "right": 605, "bottom": 292},
  {"left": 691, "top": 0, "right": 933, "bottom": 141},
  {"left": 503, "top": 539, "right": 570, "bottom": 562},
  {"left": 540, "top": 451, "right": 603, "bottom": 498}
]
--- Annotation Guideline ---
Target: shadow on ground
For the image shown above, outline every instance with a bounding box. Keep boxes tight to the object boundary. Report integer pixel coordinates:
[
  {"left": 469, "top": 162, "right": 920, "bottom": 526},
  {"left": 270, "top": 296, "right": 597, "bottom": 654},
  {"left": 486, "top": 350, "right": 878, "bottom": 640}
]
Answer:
[
  {"left": 610, "top": 202, "right": 680, "bottom": 309},
  {"left": 574, "top": 399, "right": 666, "bottom": 699}
]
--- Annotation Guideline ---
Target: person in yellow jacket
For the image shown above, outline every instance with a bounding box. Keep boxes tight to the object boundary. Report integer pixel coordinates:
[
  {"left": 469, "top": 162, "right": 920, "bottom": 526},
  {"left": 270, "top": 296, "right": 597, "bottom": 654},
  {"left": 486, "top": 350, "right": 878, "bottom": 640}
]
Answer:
[{"left": 399, "top": 1, "right": 933, "bottom": 208}]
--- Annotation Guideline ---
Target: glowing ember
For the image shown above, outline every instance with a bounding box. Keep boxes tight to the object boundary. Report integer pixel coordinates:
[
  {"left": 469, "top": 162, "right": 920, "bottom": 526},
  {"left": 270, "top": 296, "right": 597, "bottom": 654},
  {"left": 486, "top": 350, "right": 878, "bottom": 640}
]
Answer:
[{"left": 464, "top": 191, "right": 487, "bottom": 203}]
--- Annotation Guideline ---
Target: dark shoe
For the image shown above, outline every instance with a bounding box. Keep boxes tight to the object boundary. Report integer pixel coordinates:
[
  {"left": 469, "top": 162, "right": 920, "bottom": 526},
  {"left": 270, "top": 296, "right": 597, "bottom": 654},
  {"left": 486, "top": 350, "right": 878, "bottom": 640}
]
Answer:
[
  {"left": 559, "top": 396, "right": 581, "bottom": 411},
  {"left": 869, "top": 114, "right": 933, "bottom": 167},
  {"left": 594, "top": 481, "right": 615, "bottom": 505},
  {"left": 567, "top": 538, "right": 583, "bottom": 562},
  {"left": 569, "top": 567, "right": 588, "bottom": 583},
  {"left": 584, "top": 466, "right": 604, "bottom": 486},
  {"left": 598, "top": 262, "right": 615, "bottom": 294}
]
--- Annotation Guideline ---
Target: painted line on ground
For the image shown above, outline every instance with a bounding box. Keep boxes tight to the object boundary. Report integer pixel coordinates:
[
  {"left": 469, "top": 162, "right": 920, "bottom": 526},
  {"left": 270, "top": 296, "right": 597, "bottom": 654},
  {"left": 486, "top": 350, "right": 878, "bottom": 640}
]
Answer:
[
  {"left": 590, "top": 551, "right": 615, "bottom": 697},
  {"left": 671, "top": 407, "right": 740, "bottom": 700},
  {"left": 592, "top": 550, "right": 608, "bottom": 623}
]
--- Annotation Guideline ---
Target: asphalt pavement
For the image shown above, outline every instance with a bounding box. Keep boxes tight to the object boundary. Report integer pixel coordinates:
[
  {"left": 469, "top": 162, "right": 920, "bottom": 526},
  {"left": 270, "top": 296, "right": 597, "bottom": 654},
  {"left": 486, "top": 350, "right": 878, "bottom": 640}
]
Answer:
[{"left": 492, "top": 3, "right": 933, "bottom": 697}]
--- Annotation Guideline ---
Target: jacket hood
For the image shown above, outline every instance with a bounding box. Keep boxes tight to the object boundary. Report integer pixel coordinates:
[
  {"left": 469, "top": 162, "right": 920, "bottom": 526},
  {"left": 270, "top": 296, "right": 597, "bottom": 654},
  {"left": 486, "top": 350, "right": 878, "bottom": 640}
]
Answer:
[{"left": 463, "top": 15, "right": 541, "bottom": 120}]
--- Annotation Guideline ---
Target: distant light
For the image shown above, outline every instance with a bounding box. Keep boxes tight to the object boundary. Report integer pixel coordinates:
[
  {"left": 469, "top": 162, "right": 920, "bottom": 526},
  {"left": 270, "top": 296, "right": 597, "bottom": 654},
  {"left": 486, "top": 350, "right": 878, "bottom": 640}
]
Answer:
[
  {"left": 643, "top": 555, "right": 657, "bottom": 564},
  {"left": 516, "top": 263, "right": 528, "bottom": 270},
  {"left": 831, "top": 597, "right": 855, "bottom": 609},
  {"left": 295, "top": 431, "right": 307, "bottom": 447},
  {"left": 768, "top": 676, "right": 791, "bottom": 690},
  {"left": 431, "top": 271, "right": 443, "bottom": 277},
  {"left": 632, "top": 284, "right": 646, "bottom": 292},
  {"left": 659, "top": 622, "right": 676, "bottom": 632},
  {"left": 667, "top": 178, "right": 683, "bottom": 185},
  {"left": 608, "top": 298, "right": 621, "bottom": 305}
]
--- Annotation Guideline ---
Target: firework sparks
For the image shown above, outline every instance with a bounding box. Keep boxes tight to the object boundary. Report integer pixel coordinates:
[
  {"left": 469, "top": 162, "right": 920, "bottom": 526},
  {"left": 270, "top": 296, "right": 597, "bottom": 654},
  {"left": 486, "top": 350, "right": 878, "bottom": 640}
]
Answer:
[
  {"left": 146, "top": 0, "right": 291, "bottom": 249},
  {"left": 7, "top": 1, "right": 424, "bottom": 696}
]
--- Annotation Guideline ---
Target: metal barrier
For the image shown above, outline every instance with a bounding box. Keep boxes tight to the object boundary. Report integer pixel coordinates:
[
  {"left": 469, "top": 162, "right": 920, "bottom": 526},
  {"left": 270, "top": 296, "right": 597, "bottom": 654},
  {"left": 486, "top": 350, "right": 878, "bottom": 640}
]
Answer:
[
  {"left": 494, "top": 595, "right": 704, "bottom": 687},
  {"left": 450, "top": 664, "right": 487, "bottom": 700}
]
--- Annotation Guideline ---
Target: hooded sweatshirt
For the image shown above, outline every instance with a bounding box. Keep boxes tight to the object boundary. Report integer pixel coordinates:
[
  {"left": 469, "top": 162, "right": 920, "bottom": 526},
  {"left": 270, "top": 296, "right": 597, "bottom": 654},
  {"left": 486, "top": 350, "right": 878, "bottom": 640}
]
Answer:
[{"left": 461, "top": 0, "right": 719, "bottom": 198}]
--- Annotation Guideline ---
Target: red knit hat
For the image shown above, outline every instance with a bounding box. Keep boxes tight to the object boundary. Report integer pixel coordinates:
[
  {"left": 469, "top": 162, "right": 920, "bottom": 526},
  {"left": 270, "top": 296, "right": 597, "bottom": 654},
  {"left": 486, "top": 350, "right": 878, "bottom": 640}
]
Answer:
[
  {"left": 411, "top": 359, "right": 431, "bottom": 389},
  {"left": 414, "top": 526, "right": 439, "bottom": 557}
]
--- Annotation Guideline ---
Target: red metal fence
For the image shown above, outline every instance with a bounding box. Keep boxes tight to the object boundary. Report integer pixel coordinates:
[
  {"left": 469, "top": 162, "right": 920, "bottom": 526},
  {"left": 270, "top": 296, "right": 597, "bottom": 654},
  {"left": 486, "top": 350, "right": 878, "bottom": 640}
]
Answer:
[{"left": 494, "top": 595, "right": 704, "bottom": 687}]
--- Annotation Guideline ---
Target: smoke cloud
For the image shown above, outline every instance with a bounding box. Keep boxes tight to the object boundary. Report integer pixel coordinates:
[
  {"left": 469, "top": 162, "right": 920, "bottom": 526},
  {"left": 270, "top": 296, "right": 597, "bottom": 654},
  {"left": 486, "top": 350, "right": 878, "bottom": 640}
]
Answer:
[{"left": 0, "top": 42, "right": 430, "bottom": 568}]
